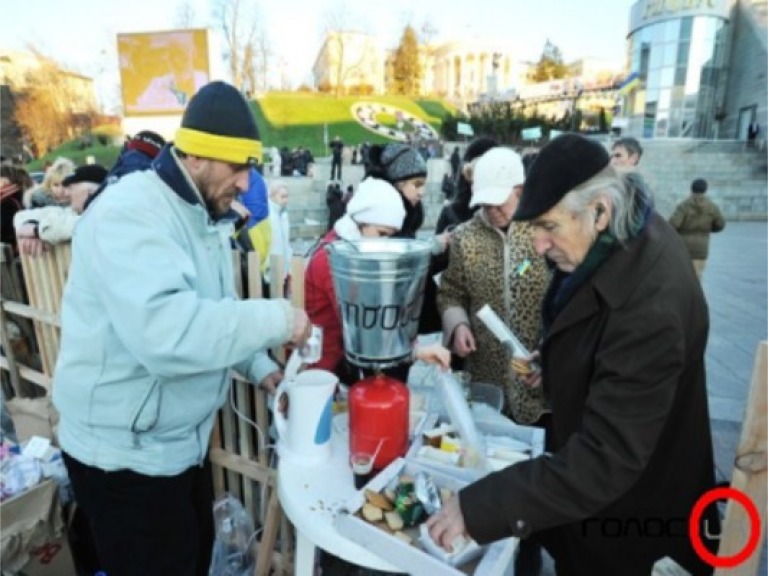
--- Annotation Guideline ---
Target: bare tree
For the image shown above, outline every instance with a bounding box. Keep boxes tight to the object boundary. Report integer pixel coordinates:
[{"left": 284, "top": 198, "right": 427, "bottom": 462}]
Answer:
[
  {"left": 321, "top": 3, "right": 370, "bottom": 97},
  {"left": 13, "top": 51, "right": 96, "bottom": 156},
  {"left": 216, "top": 0, "right": 271, "bottom": 93},
  {"left": 174, "top": 0, "right": 198, "bottom": 29}
]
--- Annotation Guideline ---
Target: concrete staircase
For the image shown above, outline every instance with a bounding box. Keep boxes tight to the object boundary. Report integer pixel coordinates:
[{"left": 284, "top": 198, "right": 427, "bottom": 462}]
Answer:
[
  {"left": 270, "top": 141, "right": 767, "bottom": 245},
  {"left": 637, "top": 140, "right": 767, "bottom": 219}
]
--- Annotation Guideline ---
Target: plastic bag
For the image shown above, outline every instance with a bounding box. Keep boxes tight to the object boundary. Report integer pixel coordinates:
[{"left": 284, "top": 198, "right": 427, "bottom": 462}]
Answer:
[{"left": 208, "top": 493, "right": 257, "bottom": 576}]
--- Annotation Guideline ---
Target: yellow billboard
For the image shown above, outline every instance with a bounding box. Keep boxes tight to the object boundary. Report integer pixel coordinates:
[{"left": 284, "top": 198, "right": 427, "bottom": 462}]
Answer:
[{"left": 117, "top": 29, "right": 210, "bottom": 117}]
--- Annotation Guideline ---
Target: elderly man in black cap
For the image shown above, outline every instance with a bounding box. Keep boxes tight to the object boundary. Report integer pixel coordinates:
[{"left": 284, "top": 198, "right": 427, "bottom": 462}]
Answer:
[
  {"left": 428, "top": 134, "right": 720, "bottom": 575},
  {"left": 53, "top": 81, "right": 311, "bottom": 576}
]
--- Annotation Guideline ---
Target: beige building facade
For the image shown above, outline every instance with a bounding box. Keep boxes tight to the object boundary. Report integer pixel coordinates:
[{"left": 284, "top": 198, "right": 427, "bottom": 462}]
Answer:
[
  {"left": 419, "top": 40, "right": 524, "bottom": 103},
  {"left": 311, "top": 31, "right": 385, "bottom": 94}
]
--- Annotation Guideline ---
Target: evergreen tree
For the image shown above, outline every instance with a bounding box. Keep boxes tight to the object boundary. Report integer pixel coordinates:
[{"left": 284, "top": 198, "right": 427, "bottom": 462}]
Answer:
[
  {"left": 391, "top": 25, "right": 422, "bottom": 95},
  {"left": 532, "top": 39, "right": 567, "bottom": 82}
]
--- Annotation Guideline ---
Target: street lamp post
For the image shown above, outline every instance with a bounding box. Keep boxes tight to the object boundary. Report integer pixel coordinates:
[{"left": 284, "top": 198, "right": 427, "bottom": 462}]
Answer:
[{"left": 569, "top": 82, "right": 584, "bottom": 132}]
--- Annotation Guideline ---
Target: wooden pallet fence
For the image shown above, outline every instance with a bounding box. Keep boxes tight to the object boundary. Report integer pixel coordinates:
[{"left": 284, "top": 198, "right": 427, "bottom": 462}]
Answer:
[{"left": 0, "top": 243, "right": 305, "bottom": 576}]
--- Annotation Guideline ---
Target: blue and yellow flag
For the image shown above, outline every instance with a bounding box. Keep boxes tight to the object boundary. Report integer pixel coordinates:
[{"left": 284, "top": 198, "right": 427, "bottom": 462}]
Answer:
[
  {"left": 238, "top": 168, "right": 272, "bottom": 273},
  {"left": 618, "top": 72, "right": 640, "bottom": 95}
]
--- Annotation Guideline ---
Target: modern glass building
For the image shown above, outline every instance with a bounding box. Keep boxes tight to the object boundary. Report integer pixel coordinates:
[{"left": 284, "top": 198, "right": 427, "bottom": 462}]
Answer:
[{"left": 624, "top": 0, "right": 733, "bottom": 138}]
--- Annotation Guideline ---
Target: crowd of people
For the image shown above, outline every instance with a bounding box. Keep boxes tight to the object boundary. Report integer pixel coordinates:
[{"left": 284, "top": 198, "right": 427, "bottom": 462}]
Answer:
[{"left": 0, "top": 79, "right": 731, "bottom": 576}]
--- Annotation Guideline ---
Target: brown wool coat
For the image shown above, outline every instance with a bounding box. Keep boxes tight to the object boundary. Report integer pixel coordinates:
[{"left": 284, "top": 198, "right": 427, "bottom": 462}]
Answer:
[
  {"left": 437, "top": 211, "right": 550, "bottom": 424},
  {"left": 460, "top": 214, "right": 719, "bottom": 576}
]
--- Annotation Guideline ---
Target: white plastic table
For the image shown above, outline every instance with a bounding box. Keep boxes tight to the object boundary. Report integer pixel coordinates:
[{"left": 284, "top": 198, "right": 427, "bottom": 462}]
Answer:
[{"left": 277, "top": 415, "right": 401, "bottom": 575}]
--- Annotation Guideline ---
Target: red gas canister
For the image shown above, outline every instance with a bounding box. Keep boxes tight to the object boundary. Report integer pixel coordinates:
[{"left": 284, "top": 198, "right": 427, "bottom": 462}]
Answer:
[{"left": 348, "top": 373, "right": 409, "bottom": 470}]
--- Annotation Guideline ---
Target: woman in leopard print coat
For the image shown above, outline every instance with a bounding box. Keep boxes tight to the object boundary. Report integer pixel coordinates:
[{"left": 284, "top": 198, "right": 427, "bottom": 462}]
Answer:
[{"left": 437, "top": 149, "right": 550, "bottom": 425}]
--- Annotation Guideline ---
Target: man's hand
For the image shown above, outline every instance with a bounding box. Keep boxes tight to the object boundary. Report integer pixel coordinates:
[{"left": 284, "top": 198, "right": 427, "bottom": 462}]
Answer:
[
  {"left": 451, "top": 324, "right": 476, "bottom": 357},
  {"left": 516, "top": 350, "right": 542, "bottom": 388},
  {"left": 259, "top": 370, "right": 283, "bottom": 395},
  {"left": 17, "top": 233, "right": 46, "bottom": 258},
  {"left": 414, "top": 343, "right": 451, "bottom": 370},
  {"left": 289, "top": 308, "right": 312, "bottom": 348},
  {"left": 425, "top": 494, "right": 469, "bottom": 552}
]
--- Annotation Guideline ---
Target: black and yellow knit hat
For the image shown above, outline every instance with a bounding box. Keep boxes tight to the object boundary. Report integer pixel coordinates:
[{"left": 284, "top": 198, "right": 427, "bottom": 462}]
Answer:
[{"left": 175, "top": 81, "right": 262, "bottom": 164}]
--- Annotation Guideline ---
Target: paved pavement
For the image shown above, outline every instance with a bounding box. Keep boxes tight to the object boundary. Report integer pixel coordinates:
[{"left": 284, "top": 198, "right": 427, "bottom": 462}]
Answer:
[
  {"left": 702, "top": 221, "right": 767, "bottom": 574},
  {"left": 703, "top": 221, "right": 767, "bottom": 482}
]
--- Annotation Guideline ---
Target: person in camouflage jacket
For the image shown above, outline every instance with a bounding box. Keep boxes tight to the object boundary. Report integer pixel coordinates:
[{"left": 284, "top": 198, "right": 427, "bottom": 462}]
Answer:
[{"left": 669, "top": 178, "right": 725, "bottom": 280}]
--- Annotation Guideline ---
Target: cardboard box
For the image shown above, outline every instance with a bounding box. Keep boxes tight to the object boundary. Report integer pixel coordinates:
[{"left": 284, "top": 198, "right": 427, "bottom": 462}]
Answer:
[
  {"left": 18, "top": 533, "right": 76, "bottom": 576},
  {"left": 5, "top": 397, "right": 59, "bottom": 445},
  {"left": 334, "top": 458, "right": 517, "bottom": 576},
  {"left": 0, "top": 479, "right": 73, "bottom": 575}
]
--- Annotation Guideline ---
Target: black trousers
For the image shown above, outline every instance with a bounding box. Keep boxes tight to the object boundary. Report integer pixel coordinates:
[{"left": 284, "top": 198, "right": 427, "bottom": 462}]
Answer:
[
  {"left": 331, "top": 156, "right": 342, "bottom": 180},
  {"left": 63, "top": 452, "right": 215, "bottom": 576}
]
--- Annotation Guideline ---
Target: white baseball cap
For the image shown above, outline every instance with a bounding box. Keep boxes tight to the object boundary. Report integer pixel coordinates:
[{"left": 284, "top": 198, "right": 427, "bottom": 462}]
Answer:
[{"left": 469, "top": 147, "right": 526, "bottom": 208}]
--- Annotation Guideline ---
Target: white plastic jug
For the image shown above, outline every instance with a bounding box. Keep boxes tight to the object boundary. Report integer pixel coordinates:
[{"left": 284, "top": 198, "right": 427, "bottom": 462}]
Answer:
[{"left": 274, "top": 369, "right": 338, "bottom": 465}]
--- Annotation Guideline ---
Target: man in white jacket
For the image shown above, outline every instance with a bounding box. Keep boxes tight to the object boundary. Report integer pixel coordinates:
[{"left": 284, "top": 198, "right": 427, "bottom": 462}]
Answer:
[
  {"left": 14, "top": 164, "right": 108, "bottom": 256},
  {"left": 53, "top": 81, "right": 311, "bottom": 576}
]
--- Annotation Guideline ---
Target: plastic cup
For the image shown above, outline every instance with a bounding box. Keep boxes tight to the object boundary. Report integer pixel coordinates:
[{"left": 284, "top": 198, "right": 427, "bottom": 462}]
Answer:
[{"left": 350, "top": 452, "right": 374, "bottom": 489}]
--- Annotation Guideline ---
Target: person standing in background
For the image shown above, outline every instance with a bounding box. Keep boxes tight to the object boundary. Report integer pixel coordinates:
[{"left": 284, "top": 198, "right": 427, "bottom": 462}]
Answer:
[
  {"left": 330, "top": 135, "right": 344, "bottom": 181},
  {"left": 747, "top": 120, "right": 760, "bottom": 149},
  {"left": 669, "top": 178, "right": 725, "bottom": 281},
  {"left": 449, "top": 145, "right": 461, "bottom": 182},
  {"left": 267, "top": 180, "right": 293, "bottom": 294},
  {"left": 325, "top": 182, "right": 345, "bottom": 232},
  {"left": 610, "top": 136, "right": 643, "bottom": 168},
  {"left": 270, "top": 145, "right": 282, "bottom": 176}
]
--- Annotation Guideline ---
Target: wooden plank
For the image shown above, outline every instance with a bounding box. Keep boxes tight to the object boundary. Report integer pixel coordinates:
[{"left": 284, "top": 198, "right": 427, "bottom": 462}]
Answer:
[
  {"left": 210, "top": 415, "right": 226, "bottom": 498},
  {"left": 232, "top": 252, "right": 243, "bottom": 299},
  {"left": 235, "top": 379, "right": 256, "bottom": 520},
  {"left": 0, "top": 356, "right": 53, "bottom": 391},
  {"left": 255, "top": 387, "right": 269, "bottom": 468},
  {"left": 0, "top": 301, "right": 22, "bottom": 395},
  {"left": 290, "top": 256, "right": 305, "bottom": 309},
  {"left": 247, "top": 252, "right": 262, "bottom": 299},
  {"left": 20, "top": 254, "right": 49, "bottom": 378},
  {"left": 1, "top": 301, "right": 60, "bottom": 326},
  {"left": 270, "top": 255, "right": 285, "bottom": 299},
  {"left": 255, "top": 487, "right": 282, "bottom": 576},
  {"left": 219, "top": 391, "right": 244, "bottom": 501},
  {"left": 714, "top": 341, "right": 767, "bottom": 576},
  {"left": 208, "top": 448, "right": 274, "bottom": 486}
]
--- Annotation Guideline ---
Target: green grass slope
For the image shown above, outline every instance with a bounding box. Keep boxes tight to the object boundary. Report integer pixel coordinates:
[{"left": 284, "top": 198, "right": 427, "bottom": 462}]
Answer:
[
  {"left": 25, "top": 93, "right": 456, "bottom": 172},
  {"left": 252, "top": 92, "right": 456, "bottom": 156},
  {"left": 26, "top": 141, "right": 122, "bottom": 172}
]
